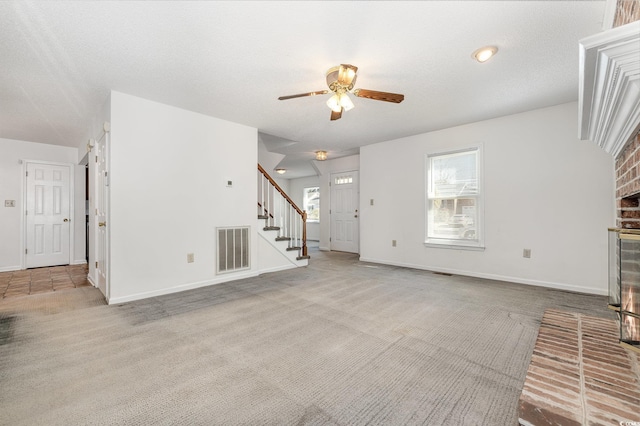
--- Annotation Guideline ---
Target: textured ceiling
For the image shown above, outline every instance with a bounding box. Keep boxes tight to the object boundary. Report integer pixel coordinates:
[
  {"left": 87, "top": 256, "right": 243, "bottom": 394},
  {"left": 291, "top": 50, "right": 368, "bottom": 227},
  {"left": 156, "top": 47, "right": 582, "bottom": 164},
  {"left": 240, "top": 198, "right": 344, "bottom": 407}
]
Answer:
[{"left": 0, "top": 1, "right": 607, "bottom": 178}]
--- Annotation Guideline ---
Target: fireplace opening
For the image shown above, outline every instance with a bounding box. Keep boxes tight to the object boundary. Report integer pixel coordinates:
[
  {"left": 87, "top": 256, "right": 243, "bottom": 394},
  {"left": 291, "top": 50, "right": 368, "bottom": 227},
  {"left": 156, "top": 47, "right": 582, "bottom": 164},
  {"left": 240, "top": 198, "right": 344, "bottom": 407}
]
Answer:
[{"left": 608, "top": 228, "right": 640, "bottom": 352}]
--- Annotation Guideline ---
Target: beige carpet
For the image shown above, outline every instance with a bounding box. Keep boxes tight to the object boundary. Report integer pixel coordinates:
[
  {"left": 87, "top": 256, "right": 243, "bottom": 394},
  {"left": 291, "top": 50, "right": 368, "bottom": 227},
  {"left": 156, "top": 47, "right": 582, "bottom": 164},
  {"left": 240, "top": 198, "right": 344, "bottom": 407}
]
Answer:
[{"left": 0, "top": 250, "right": 613, "bottom": 425}]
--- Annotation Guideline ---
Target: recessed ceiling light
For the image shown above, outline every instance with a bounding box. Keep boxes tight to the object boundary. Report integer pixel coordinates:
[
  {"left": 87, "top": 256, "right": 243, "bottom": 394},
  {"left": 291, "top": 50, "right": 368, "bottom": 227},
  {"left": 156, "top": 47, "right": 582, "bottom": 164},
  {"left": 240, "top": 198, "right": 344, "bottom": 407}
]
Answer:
[
  {"left": 472, "top": 46, "right": 498, "bottom": 63},
  {"left": 315, "top": 151, "right": 328, "bottom": 161},
  {"left": 275, "top": 168, "right": 286, "bottom": 174}
]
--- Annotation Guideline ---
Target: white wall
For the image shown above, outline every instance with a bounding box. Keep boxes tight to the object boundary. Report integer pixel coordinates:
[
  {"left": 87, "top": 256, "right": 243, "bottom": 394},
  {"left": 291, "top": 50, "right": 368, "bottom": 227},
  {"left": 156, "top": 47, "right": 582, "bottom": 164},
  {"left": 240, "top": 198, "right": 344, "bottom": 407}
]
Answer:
[
  {"left": 108, "top": 91, "right": 258, "bottom": 303},
  {"left": 288, "top": 175, "right": 321, "bottom": 241},
  {"left": 0, "top": 138, "right": 85, "bottom": 272},
  {"left": 360, "top": 102, "right": 615, "bottom": 295},
  {"left": 314, "top": 155, "right": 360, "bottom": 250}
]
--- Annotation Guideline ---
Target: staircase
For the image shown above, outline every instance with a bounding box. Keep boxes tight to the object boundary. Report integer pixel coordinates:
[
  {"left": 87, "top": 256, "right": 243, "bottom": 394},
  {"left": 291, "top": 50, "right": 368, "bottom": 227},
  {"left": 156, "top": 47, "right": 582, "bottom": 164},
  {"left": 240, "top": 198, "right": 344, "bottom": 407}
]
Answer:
[{"left": 258, "top": 164, "right": 309, "bottom": 267}]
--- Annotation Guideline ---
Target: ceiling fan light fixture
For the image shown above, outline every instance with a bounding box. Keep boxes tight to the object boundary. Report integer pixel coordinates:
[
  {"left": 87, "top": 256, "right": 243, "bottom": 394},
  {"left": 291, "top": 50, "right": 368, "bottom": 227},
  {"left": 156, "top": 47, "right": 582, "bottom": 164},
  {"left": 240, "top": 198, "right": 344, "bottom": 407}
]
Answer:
[
  {"left": 326, "top": 94, "right": 342, "bottom": 113},
  {"left": 275, "top": 168, "right": 286, "bottom": 175},
  {"left": 315, "top": 151, "right": 328, "bottom": 161},
  {"left": 472, "top": 46, "right": 498, "bottom": 63},
  {"left": 339, "top": 93, "right": 354, "bottom": 111}
]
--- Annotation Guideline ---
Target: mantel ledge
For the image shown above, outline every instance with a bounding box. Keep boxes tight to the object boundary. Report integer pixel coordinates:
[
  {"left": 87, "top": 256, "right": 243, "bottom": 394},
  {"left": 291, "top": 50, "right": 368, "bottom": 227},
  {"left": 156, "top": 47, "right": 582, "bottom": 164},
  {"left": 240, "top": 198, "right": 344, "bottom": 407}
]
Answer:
[{"left": 579, "top": 20, "right": 640, "bottom": 158}]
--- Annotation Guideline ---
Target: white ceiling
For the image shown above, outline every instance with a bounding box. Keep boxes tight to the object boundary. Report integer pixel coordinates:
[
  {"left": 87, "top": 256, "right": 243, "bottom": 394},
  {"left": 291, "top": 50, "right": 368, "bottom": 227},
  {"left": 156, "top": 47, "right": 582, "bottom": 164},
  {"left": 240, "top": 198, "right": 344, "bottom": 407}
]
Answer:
[{"left": 0, "top": 1, "right": 607, "bottom": 178}]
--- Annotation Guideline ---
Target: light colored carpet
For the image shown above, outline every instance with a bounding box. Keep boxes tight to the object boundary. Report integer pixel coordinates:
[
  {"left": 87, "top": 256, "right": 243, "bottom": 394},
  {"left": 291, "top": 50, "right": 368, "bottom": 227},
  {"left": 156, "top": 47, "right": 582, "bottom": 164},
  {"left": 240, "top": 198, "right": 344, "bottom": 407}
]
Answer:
[{"left": 0, "top": 250, "right": 613, "bottom": 425}]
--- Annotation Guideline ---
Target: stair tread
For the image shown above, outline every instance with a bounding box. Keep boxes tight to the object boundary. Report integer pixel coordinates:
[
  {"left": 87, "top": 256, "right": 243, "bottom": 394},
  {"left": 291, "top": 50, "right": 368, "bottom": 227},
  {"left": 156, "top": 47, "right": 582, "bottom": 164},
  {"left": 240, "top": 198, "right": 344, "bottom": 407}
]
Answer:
[
  {"left": 275, "top": 237, "right": 291, "bottom": 241},
  {"left": 258, "top": 215, "right": 268, "bottom": 219},
  {"left": 286, "top": 247, "right": 301, "bottom": 251},
  {"left": 263, "top": 226, "right": 280, "bottom": 231},
  {"left": 296, "top": 255, "right": 311, "bottom": 260}
]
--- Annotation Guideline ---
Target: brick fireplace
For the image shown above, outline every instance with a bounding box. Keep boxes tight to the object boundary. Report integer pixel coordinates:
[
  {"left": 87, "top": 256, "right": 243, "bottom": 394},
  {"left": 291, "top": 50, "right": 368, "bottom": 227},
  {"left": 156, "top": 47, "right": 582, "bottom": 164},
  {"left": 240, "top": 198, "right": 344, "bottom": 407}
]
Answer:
[
  {"left": 518, "top": 2, "right": 640, "bottom": 425},
  {"left": 617, "top": 133, "right": 640, "bottom": 229}
]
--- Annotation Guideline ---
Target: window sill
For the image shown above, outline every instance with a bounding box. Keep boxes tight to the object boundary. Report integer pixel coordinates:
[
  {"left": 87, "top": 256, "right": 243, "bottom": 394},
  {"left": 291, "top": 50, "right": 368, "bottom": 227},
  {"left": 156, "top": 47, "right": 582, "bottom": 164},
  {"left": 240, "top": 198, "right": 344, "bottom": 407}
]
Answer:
[{"left": 424, "top": 241, "right": 485, "bottom": 251}]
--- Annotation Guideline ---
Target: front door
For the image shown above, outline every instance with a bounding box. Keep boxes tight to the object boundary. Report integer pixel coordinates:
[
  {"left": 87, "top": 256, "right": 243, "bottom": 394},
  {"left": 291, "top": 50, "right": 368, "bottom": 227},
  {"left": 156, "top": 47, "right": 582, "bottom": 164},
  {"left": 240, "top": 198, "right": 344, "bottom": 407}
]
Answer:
[
  {"left": 330, "top": 171, "right": 359, "bottom": 253},
  {"left": 25, "top": 162, "right": 72, "bottom": 268}
]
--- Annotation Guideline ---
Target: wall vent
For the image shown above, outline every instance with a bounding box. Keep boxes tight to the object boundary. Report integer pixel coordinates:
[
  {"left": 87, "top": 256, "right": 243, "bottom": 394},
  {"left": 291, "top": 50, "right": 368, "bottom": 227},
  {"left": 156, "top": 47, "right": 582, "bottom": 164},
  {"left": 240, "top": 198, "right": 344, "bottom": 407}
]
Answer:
[{"left": 217, "top": 226, "right": 250, "bottom": 273}]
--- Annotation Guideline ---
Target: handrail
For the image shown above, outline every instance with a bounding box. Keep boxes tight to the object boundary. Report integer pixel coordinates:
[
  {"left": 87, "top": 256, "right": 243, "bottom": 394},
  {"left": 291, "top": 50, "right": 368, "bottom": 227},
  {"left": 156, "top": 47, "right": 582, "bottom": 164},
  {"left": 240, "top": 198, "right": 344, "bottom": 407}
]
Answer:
[
  {"left": 258, "top": 164, "right": 308, "bottom": 257},
  {"left": 258, "top": 164, "right": 304, "bottom": 216}
]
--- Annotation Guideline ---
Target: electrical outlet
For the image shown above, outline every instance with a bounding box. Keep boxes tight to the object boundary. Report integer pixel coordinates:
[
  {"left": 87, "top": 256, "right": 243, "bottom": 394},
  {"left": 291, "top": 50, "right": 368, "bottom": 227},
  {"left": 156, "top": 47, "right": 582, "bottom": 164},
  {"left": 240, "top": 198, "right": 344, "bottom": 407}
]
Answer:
[
  {"left": 523, "top": 248, "right": 531, "bottom": 258},
  {"left": 4, "top": 200, "right": 15, "bottom": 207},
  {"left": 392, "top": 240, "right": 397, "bottom": 247},
  {"left": 370, "top": 199, "right": 374, "bottom": 206},
  {"left": 187, "top": 253, "right": 195, "bottom": 263}
]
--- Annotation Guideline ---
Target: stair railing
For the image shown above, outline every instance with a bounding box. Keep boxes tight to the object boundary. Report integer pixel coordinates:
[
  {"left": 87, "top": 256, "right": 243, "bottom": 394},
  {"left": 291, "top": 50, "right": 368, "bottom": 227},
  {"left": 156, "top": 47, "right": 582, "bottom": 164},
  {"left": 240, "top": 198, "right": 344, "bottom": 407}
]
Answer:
[{"left": 258, "top": 164, "right": 308, "bottom": 257}]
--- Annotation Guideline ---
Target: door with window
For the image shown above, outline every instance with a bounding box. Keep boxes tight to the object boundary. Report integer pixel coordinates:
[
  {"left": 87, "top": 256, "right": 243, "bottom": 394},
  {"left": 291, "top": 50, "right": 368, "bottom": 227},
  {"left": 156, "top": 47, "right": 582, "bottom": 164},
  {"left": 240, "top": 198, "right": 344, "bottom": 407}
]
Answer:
[
  {"left": 330, "top": 171, "right": 359, "bottom": 253},
  {"left": 25, "top": 162, "right": 72, "bottom": 268}
]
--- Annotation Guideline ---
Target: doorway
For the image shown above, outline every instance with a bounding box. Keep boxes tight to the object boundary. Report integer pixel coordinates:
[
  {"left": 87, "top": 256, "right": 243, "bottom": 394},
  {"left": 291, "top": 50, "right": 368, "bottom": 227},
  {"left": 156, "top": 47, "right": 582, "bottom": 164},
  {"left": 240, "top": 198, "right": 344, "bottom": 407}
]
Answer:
[
  {"left": 94, "top": 128, "right": 110, "bottom": 299},
  {"left": 330, "top": 170, "right": 359, "bottom": 253},
  {"left": 24, "top": 161, "right": 74, "bottom": 268}
]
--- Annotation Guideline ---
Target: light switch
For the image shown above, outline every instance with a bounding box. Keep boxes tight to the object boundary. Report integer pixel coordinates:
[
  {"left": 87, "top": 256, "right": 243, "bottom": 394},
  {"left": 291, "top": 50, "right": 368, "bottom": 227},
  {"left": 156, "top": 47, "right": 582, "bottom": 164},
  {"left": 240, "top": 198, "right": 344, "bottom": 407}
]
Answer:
[{"left": 4, "top": 200, "right": 15, "bottom": 207}]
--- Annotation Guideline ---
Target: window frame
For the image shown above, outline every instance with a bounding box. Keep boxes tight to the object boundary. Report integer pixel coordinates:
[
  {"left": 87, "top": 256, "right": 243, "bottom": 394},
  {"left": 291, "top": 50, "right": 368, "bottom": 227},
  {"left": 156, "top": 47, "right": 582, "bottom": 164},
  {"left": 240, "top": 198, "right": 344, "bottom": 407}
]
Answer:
[
  {"left": 425, "top": 145, "right": 484, "bottom": 250},
  {"left": 302, "top": 186, "right": 320, "bottom": 223}
]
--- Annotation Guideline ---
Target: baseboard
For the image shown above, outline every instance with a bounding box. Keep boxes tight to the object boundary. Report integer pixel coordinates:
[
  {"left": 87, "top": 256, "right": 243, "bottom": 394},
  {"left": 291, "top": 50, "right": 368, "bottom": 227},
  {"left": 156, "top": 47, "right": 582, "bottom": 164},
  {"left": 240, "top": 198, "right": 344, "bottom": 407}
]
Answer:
[
  {"left": 319, "top": 246, "right": 330, "bottom": 251},
  {"left": 107, "top": 270, "right": 260, "bottom": 305},
  {"left": 258, "top": 264, "right": 298, "bottom": 275},
  {"left": 0, "top": 265, "right": 21, "bottom": 273},
  {"left": 357, "top": 257, "right": 608, "bottom": 296},
  {"left": 71, "top": 259, "right": 88, "bottom": 265},
  {"left": 86, "top": 275, "right": 97, "bottom": 288}
]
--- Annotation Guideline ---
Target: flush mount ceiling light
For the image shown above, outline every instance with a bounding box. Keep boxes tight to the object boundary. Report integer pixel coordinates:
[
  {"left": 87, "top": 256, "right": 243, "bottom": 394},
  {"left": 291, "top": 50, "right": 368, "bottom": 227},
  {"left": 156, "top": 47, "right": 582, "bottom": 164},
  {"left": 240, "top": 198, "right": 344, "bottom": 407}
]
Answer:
[
  {"left": 472, "top": 46, "right": 498, "bottom": 63},
  {"left": 275, "top": 168, "right": 286, "bottom": 174},
  {"left": 315, "top": 151, "right": 328, "bottom": 161}
]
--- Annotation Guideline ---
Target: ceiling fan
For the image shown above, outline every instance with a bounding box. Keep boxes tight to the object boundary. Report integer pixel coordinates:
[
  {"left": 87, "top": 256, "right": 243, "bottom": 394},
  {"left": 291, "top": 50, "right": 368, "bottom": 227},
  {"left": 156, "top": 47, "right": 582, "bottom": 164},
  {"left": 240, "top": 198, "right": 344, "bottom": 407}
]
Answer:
[{"left": 278, "top": 64, "right": 404, "bottom": 121}]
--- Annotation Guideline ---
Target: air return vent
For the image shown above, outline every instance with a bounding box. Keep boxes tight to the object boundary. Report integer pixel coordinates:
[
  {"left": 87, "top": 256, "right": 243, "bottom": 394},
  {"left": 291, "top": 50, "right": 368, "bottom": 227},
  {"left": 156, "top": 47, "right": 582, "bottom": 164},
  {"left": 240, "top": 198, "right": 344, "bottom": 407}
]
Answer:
[{"left": 217, "top": 227, "right": 250, "bottom": 273}]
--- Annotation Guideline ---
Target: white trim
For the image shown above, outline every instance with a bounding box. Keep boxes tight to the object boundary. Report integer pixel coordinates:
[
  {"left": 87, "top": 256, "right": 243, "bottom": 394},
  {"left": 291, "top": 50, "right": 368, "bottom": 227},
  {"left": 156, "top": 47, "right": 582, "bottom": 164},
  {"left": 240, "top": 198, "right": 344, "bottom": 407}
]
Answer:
[
  {"left": 425, "top": 144, "right": 484, "bottom": 249},
  {"left": 424, "top": 242, "right": 485, "bottom": 251},
  {"left": 0, "top": 265, "right": 22, "bottom": 273},
  {"left": 258, "top": 264, "right": 299, "bottom": 275},
  {"left": 21, "top": 160, "right": 75, "bottom": 269},
  {"left": 87, "top": 274, "right": 97, "bottom": 288},
  {"left": 107, "top": 271, "right": 260, "bottom": 305},
  {"left": 358, "top": 256, "right": 608, "bottom": 296},
  {"left": 71, "top": 259, "right": 88, "bottom": 265},
  {"left": 578, "top": 21, "right": 640, "bottom": 158},
  {"left": 602, "top": 0, "right": 617, "bottom": 30}
]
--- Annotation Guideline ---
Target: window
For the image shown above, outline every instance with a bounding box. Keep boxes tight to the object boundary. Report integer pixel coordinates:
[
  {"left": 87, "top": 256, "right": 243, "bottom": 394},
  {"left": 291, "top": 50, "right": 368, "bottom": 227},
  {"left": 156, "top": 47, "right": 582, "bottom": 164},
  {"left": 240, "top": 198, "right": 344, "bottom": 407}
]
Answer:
[
  {"left": 303, "top": 187, "right": 320, "bottom": 222},
  {"left": 426, "top": 146, "right": 483, "bottom": 249}
]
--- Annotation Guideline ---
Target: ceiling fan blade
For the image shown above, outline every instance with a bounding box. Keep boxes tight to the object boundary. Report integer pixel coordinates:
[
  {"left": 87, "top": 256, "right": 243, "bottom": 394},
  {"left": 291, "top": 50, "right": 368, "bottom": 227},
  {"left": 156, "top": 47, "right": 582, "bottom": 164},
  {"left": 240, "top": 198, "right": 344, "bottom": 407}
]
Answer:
[
  {"left": 330, "top": 108, "right": 343, "bottom": 121},
  {"left": 278, "top": 90, "right": 329, "bottom": 100},
  {"left": 338, "top": 64, "right": 358, "bottom": 86},
  {"left": 354, "top": 89, "right": 404, "bottom": 103}
]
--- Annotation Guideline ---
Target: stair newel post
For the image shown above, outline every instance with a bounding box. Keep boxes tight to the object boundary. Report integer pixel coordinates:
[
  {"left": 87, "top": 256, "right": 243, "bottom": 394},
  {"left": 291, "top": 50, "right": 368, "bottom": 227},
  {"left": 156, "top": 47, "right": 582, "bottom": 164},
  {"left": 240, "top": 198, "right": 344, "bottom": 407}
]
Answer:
[
  {"left": 291, "top": 204, "right": 296, "bottom": 249},
  {"left": 302, "top": 211, "right": 308, "bottom": 257}
]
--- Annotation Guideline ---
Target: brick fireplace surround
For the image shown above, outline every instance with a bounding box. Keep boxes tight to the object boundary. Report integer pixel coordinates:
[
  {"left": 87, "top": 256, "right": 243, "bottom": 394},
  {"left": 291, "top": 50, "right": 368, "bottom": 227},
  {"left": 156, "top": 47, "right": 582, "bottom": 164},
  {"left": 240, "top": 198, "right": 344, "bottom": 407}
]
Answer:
[
  {"left": 519, "top": 2, "right": 640, "bottom": 425},
  {"left": 617, "top": 133, "right": 640, "bottom": 229}
]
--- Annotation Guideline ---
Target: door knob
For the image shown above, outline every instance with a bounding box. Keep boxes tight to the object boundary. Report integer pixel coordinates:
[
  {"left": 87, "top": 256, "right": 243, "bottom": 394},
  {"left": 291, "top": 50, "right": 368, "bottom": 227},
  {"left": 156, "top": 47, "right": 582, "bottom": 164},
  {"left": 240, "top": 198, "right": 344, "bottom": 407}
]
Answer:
[
  {"left": 98, "top": 221, "right": 106, "bottom": 227},
  {"left": 354, "top": 215, "right": 358, "bottom": 218},
  {"left": 63, "top": 218, "right": 69, "bottom": 222}
]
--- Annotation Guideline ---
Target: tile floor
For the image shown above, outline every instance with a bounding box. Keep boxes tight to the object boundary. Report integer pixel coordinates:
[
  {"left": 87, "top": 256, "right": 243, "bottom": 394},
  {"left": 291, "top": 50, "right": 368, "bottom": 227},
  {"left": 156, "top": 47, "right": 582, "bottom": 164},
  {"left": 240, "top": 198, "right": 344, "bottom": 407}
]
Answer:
[{"left": 0, "top": 264, "right": 90, "bottom": 299}]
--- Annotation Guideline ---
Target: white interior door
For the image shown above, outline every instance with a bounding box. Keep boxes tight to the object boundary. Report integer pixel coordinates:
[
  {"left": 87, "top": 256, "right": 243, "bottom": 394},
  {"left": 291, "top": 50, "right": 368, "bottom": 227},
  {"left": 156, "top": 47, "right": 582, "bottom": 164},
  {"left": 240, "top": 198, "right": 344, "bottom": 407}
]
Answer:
[
  {"left": 25, "top": 162, "right": 72, "bottom": 268},
  {"left": 95, "top": 131, "right": 109, "bottom": 297},
  {"left": 330, "top": 171, "right": 359, "bottom": 253}
]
